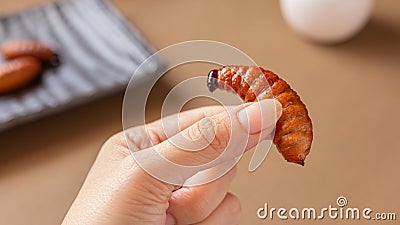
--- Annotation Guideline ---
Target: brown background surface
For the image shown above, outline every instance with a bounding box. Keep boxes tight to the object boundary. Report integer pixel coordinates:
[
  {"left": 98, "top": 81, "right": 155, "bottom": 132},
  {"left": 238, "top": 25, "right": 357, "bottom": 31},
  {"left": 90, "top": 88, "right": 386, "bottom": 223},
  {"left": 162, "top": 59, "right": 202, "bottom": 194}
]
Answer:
[{"left": 1, "top": 0, "right": 400, "bottom": 224}]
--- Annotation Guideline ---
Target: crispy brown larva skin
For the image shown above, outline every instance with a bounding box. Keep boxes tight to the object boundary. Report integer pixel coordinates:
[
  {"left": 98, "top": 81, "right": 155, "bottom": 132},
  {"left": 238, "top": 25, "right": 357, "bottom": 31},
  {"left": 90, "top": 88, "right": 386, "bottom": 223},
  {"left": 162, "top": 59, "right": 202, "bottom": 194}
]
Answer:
[
  {"left": 207, "top": 65, "right": 313, "bottom": 165},
  {"left": 0, "top": 56, "right": 42, "bottom": 93},
  {"left": 1, "top": 40, "right": 58, "bottom": 66}
]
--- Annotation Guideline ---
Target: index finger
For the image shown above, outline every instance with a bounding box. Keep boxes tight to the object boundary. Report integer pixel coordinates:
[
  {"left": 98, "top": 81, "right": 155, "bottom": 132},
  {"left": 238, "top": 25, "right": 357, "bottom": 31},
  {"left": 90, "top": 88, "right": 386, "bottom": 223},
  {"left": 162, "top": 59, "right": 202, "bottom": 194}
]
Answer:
[{"left": 124, "top": 105, "right": 229, "bottom": 151}]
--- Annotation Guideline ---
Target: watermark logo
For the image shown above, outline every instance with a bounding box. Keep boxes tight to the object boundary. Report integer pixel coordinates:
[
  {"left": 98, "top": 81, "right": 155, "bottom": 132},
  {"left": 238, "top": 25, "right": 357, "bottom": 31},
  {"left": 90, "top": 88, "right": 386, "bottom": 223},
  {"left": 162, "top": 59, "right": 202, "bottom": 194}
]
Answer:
[
  {"left": 257, "top": 196, "right": 397, "bottom": 221},
  {"left": 336, "top": 196, "right": 348, "bottom": 207}
]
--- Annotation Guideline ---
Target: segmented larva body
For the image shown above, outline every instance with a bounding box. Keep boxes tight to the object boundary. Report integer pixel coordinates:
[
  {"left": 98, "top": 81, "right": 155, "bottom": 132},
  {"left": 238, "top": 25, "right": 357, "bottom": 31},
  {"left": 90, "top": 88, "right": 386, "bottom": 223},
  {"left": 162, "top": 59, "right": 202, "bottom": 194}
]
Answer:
[
  {"left": 0, "top": 56, "right": 42, "bottom": 93},
  {"left": 207, "top": 65, "right": 313, "bottom": 166},
  {"left": 1, "top": 40, "right": 59, "bottom": 66}
]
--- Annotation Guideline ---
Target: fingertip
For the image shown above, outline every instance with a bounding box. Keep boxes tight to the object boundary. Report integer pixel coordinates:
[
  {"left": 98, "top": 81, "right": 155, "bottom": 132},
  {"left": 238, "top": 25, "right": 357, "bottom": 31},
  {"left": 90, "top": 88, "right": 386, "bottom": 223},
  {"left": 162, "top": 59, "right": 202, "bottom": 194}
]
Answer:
[
  {"left": 224, "top": 193, "right": 242, "bottom": 222},
  {"left": 238, "top": 99, "right": 280, "bottom": 135}
]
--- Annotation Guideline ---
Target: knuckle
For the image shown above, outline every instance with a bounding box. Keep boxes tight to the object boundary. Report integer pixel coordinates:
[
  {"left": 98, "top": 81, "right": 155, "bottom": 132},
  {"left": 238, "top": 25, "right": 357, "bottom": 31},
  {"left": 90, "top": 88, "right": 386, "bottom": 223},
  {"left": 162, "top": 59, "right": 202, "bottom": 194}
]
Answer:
[
  {"left": 186, "top": 120, "right": 206, "bottom": 142},
  {"left": 172, "top": 192, "right": 212, "bottom": 223},
  {"left": 146, "top": 127, "right": 165, "bottom": 146},
  {"left": 226, "top": 193, "right": 242, "bottom": 220},
  {"left": 124, "top": 126, "right": 164, "bottom": 150},
  {"left": 104, "top": 131, "right": 127, "bottom": 149},
  {"left": 208, "top": 119, "right": 231, "bottom": 153},
  {"left": 189, "top": 198, "right": 212, "bottom": 222},
  {"left": 184, "top": 114, "right": 232, "bottom": 160},
  {"left": 187, "top": 117, "right": 215, "bottom": 143},
  {"left": 99, "top": 131, "right": 130, "bottom": 158}
]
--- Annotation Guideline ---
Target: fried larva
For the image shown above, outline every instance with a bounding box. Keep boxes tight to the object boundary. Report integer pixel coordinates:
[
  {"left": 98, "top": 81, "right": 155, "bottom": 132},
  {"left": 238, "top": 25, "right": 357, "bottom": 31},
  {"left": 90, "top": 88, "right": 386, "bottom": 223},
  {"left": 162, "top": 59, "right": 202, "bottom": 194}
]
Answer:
[{"left": 208, "top": 65, "right": 313, "bottom": 165}]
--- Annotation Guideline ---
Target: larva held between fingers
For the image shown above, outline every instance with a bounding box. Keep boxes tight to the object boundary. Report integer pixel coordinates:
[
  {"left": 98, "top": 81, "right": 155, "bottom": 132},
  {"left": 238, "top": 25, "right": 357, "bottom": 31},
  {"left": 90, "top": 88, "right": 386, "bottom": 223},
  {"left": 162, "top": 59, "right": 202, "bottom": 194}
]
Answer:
[
  {"left": 0, "top": 56, "right": 42, "bottom": 94},
  {"left": 207, "top": 65, "right": 313, "bottom": 166},
  {"left": 1, "top": 39, "right": 59, "bottom": 66}
]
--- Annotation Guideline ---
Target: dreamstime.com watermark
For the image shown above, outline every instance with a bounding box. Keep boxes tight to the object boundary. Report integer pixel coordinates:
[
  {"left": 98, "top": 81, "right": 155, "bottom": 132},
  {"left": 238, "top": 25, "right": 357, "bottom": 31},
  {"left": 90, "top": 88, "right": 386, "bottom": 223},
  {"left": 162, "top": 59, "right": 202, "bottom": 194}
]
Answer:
[{"left": 257, "top": 196, "right": 397, "bottom": 221}]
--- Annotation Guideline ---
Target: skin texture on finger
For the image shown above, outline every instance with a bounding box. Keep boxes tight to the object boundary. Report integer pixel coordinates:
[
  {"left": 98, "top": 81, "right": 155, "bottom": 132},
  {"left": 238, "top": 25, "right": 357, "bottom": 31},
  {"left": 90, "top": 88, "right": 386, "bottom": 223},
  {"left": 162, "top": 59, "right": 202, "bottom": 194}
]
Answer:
[
  {"left": 124, "top": 105, "right": 228, "bottom": 152},
  {"left": 193, "top": 193, "right": 242, "bottom": 225},
  {"left": 167, "top": 167, "right": 237, "bottom": 225}
]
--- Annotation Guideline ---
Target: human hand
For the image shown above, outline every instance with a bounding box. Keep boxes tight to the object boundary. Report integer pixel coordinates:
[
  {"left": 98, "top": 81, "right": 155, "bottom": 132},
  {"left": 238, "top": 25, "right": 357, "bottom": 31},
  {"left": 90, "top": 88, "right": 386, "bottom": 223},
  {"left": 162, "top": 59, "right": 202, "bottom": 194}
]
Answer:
[{"left": 62, "top": 99, "right": 281, "bottom": 225}]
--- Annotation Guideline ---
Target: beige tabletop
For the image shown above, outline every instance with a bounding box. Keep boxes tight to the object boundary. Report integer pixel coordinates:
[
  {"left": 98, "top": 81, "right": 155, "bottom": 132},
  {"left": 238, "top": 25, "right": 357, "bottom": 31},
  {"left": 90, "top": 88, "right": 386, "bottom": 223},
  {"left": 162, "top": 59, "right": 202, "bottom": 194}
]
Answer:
[{"left": 1, "top": 0, "right": 400, "bottom": 224}]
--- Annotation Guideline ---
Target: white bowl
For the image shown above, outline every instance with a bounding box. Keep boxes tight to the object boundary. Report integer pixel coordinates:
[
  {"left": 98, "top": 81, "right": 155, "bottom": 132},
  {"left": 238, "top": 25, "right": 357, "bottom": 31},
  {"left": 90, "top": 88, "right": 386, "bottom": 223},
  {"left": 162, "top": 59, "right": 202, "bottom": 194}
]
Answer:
[{"left": 280, "top": 0, "right": 375, "bottom": 44}]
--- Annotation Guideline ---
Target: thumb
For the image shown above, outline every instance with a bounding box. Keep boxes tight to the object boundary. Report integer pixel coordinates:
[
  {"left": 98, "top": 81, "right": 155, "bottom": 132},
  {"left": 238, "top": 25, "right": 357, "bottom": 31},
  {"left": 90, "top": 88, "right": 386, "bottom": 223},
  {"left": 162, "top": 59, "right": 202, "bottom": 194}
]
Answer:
[{"left": 132, "top": 99, "right": 282, "bottom": 186}]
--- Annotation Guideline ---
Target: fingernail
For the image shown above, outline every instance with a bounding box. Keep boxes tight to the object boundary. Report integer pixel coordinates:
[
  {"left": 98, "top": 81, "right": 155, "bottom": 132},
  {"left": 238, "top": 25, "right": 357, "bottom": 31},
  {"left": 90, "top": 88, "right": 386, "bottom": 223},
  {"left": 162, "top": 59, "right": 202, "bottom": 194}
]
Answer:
[
  {"left": 165, "top": 213, "right": 176, "bottom": 225},
  {"left": 237, "top": 99, "right": 282, "bottom": 135}
]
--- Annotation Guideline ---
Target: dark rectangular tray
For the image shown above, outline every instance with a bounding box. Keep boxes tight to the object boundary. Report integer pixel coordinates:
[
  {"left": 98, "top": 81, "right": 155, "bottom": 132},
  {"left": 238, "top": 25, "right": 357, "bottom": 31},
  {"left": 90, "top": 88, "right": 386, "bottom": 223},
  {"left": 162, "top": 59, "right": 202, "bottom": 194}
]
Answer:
[{"left": 0, "top": 0, "right": 163, "bottom": 131}]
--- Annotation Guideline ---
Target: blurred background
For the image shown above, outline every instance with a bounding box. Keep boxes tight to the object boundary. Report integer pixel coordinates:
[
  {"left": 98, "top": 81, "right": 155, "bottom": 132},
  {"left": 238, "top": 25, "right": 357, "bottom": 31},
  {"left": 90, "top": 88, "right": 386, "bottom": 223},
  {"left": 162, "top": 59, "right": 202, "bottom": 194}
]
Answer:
[{"left": 0, "top": 0, "right": 399, "bottom": 224}]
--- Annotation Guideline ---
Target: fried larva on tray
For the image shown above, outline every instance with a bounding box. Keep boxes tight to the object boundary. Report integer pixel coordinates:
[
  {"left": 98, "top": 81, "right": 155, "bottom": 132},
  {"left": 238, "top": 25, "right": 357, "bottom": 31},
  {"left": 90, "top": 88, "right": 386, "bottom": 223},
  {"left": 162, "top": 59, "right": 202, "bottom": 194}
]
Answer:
[
  {"left": 1, "top": 39, "right": 58, "bottom": 66},
  {"left": 0, "top": 56, "right": 42, "bottom": 93}
]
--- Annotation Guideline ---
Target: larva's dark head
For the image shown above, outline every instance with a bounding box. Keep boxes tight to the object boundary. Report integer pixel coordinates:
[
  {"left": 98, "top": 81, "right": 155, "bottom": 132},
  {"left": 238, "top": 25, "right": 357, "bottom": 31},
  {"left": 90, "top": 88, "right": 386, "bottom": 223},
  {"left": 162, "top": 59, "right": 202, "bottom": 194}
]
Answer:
[
  {"left": 207, "top": 69, "right": 219, "bottom": 92},
  {"left": 47, "top": 55, "right": 60, "bottom": 68}
]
